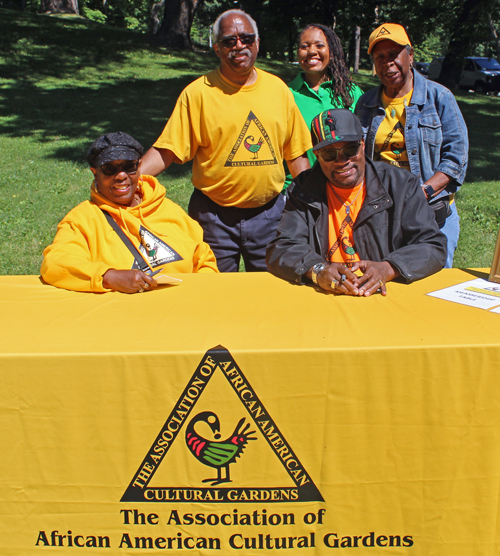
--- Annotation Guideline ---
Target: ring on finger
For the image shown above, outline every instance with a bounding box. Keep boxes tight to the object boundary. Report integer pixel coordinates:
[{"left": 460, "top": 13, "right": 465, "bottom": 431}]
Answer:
[
  {"left": 138, "top": 288, "right": 144, "bottom": 293},
  {"left": 379, "top": 279, "right": 384, "bottom": 287},
  {"left": 143, "top": 283, "right": 150, "bottom": 289},
  {"left": 340, "top": 273, "right": 346, "bottom": 284},
  {"left": 331, "top": 279, "right": 339, "bottom": 289}
]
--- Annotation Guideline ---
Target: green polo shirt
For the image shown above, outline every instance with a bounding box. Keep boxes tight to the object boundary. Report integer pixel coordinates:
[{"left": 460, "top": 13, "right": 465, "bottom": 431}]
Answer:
[{"left": 284, "top": 73, "right": 363, "bottom": 189}]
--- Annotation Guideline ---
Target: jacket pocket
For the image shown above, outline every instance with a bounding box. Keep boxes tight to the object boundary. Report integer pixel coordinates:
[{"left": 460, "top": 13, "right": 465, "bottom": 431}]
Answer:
[{"left": 418, "top": 113, "right": 443, "bottom": 147}]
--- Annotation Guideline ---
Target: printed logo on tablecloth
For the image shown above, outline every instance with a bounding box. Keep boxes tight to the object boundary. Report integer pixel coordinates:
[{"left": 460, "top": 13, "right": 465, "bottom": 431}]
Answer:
[
  {"left": 224, "top": 112, "right": 278, "bottom": 167},
  {"left": 121, "top": 346, "right": 323, "bottom": 503},
  {"left": 137, "top": 226, "right": 183, "bottom": 268}
]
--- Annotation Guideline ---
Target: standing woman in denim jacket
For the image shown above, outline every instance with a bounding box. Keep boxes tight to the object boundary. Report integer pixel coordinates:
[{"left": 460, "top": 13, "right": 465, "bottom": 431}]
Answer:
[{"left": 355, "top": 24, "right": 468, "bottom": 267}]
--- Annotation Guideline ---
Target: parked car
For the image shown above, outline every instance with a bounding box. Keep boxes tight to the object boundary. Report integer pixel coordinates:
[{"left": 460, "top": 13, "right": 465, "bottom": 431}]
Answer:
[
  {"left": 414, "top": 61, "right": 429, "bottom": 76},
  {"left": 428, "top": 56, "right": 500, "bottom": 93}
]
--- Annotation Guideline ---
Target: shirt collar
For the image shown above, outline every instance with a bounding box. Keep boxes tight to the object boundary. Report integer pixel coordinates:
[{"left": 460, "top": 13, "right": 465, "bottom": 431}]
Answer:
[{"left": 289, "top": 72, "right": 332, "bottom": 95}]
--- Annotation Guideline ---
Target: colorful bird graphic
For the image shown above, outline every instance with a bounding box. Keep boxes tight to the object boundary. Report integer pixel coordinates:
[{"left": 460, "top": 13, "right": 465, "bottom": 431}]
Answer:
[
  {"left": 244, "top": 136, "right": 264, "bottom": 159},
  {"left": 185, "top": 411, "right": 256, "bottom": 486},
  {"left": 341, "top": 237, "right": 357, "bottom": 262},
  {"left": 140, "top": 232, "right": 159, "bottom": 262},
  {"left": 145, "top": 243, "right": 158, "bottom": 261}
]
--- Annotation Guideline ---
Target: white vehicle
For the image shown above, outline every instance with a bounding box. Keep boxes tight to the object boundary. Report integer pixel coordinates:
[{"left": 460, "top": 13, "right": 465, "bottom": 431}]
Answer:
[{"left": 428, "top": 56, "right": 500, "bottom": 93}]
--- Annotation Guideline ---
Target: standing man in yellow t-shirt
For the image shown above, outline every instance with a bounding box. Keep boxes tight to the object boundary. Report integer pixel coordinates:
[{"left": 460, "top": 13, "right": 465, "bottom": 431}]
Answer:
[{"left": 141, "top": 9, "right": 312, "bottom": 272}]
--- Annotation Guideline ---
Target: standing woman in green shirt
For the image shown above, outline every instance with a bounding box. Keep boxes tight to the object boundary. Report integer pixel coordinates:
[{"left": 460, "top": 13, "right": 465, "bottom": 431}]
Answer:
[{"left": 285, "top": 24, "right": 363, "bottom": 188}]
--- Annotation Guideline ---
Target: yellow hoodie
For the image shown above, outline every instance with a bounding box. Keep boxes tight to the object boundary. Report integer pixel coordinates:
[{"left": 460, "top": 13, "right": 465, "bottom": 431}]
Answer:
[{"left": 41, "top": 175, "right": 218, "bottom": 292}]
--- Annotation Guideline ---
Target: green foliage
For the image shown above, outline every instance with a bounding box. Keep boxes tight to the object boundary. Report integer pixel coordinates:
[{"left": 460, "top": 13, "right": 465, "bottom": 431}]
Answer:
[
  {"left": 83, "top": 7, "right": 106, "bottom": 24},
  {"left": 124, "top": 16, "right": 142, "bottom": 30},
  {"left": 79, "top": 0, "right": 151, "bottom": 30},
  {"left": 0, "top": 8, "right": 499, "bottom": 275},
  {"left": 413, "top": 33, "right": 449, "bottom": 62},
  {"left": 190, "top": 17, "right": 211, "bottom": 48}
]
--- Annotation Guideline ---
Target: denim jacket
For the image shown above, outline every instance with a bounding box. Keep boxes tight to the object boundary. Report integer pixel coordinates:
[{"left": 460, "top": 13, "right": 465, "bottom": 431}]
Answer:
[{"left": 355, "top": 70, "right": 468, "bottom": 200}]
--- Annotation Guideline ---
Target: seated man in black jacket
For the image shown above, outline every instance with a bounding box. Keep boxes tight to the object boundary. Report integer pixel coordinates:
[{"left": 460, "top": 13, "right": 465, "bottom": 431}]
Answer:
[{"left": 266, "top": 109, "right": 447, "bottom": 297}]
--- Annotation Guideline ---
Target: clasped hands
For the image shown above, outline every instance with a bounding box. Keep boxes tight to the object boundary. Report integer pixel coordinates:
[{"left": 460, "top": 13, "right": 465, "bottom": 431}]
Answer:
[{"left": 312, "top": 261, "right": 399, "bottom": 297}]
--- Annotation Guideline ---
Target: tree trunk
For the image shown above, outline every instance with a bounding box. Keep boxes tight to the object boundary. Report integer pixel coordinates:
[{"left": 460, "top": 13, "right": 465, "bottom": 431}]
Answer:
[
  {"left": 40, "top": 0, "right": 79, "bottom": 14},
  {"left": 488, "top": 13, "right": 500, "bottom": 59},
  {"left": 439, "top": 0, "right": 495, "bottom": 88},
  {"left": 155, "top": 0, "right": 199, "bottom": 50},
  {"left": 150, "top": 0, "right": 165, "bottom": 35},
  {"left": 353, "top": 25, "right": 360, "bottom": 74}
]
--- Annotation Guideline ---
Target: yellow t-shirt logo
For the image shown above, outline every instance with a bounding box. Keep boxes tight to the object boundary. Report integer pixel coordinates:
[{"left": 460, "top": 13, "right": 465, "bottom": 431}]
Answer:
[{"left": 225, "top": 111, "right": 278, "bottom": 167}]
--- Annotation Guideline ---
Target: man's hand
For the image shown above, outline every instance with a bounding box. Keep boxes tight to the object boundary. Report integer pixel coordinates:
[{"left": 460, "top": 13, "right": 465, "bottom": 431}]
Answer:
[
  {"left": 102, "top": 269, "right": 158, "bottom": 294},
  {"left": 308, "top": 263, "right": 360, "bottom": 295},
  {"left": 350, "top": 260, "right": 399, "bottom": 297}
]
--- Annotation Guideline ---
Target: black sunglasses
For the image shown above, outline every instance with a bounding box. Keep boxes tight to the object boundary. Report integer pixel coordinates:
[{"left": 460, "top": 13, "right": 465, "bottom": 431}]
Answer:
[
  {"left": 317, "top": 142, "right": 361, "bottom": 162},
  {"left": 219, "top": 33, "right": 256, "bottom": 48},
  {"left": 99, "top": 160, "right": 139, "bottom": 176}
]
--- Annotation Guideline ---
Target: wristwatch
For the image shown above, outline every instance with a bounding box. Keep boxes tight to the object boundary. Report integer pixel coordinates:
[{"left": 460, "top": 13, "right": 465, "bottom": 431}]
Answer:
[
  {"left": 311, "top": 262, "right": 328, "bottom": 285},
  {"left": 422, "top": 183, "right": 435, "bottom": 201}
]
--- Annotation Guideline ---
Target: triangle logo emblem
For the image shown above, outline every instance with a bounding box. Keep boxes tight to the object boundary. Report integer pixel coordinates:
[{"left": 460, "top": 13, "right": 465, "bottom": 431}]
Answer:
[
  {"left": 225, "top": 112, "right": 278, "bottom": 167},
  {"left": 138, "top": 226, "right": 183, "bottom": 268},
  {"left": 121, "top": 346, "right": 323, "bottom": 503},
  {"left": 376, "top": 26, "right": 391, "bottom": 38}
]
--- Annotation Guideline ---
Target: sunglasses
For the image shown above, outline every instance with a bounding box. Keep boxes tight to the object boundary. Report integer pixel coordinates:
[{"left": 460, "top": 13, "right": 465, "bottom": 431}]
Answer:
[
  {"left": 219, "top": 33, "right": 256, "bottom": 48},
  {"left": 317, "top": 142, "right": 361, "bottom": 162},
  {"left": 99, "top": 160, "right": 139, "bottom": 176}
]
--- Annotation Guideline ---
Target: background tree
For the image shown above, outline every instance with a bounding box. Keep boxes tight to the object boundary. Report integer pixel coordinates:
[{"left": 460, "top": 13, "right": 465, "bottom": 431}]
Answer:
[
  {"left": 488, "top": 13, "right": 500, "bottom": 58},
  {"left": 40, "top": 0, "right": 78, "bottom": 14},
  {"left": 154, "top": 0, "right": 199, "bottom": 48}
]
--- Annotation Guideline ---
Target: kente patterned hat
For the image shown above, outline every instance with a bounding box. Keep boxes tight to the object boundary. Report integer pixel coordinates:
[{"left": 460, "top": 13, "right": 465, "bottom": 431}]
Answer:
[{"left": 311, "top": 109, "right": 363, "bottom": 152}]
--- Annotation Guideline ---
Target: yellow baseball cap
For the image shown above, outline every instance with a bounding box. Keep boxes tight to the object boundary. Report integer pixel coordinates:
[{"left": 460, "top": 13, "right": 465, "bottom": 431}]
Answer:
[{"left": 368, "top": 23, "right": 411, "bottom": 54}]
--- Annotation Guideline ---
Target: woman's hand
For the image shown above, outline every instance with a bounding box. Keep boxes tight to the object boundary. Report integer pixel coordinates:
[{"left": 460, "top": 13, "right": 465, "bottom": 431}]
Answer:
[
  {"left": 350, "top": 260, "right": 399, "bottom": 297},
  {"left": 102, "top": 269, "right": 158, "bottom": 294}
]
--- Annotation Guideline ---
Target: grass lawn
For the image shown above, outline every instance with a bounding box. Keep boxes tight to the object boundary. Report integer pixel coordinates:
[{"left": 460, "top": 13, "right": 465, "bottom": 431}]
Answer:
[{"left": 1, "top": 8, "right": 499, "bottom": 274}]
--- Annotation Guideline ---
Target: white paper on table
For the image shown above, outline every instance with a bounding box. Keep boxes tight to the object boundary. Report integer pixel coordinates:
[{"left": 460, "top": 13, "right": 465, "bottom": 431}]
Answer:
[
  {"left": 427, "top": 278, "right": 500, "bottom": 310},
  {"left": 155, "top": 274, "right": 182, "bottom": 285}
]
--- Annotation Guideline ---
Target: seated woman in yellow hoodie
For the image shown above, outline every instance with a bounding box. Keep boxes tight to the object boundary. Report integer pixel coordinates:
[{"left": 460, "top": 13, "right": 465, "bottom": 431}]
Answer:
[{"left": 41, "top": 132, "right": 218, "bottom": 293}]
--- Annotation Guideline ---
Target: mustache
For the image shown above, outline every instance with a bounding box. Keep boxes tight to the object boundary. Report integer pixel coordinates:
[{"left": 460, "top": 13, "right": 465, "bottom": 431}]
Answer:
[{"left": 229, "top": 49, "right": 251, "bottom": 59}]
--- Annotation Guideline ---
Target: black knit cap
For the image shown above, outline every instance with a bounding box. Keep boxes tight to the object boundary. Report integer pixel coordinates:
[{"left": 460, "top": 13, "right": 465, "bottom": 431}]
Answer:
[{"left": 87, "top": 132, "right": 144, "bottom": 167}]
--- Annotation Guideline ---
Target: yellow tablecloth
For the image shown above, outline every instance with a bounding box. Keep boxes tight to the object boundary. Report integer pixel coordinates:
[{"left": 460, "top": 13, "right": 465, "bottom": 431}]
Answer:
[{"left": 1, "top": 269, "right": 500, "bottom": 555}]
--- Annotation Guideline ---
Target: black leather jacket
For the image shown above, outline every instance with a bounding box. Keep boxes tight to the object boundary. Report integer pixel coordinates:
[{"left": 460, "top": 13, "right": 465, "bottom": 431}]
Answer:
[{"left": 266, "top": 159, "right": 447, "bottom": 284}]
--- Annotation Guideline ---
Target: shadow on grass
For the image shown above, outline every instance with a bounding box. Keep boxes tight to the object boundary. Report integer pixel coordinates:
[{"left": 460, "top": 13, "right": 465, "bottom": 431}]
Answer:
[
  {"left": 0, "top": 8, "right": 218, "bottom": 80},
  {"left": 0, "top": 75, "right": 199, "bottom": 163},
  {"left": 1, "top": 10, "right": 148, "bottom": 79},
  {"left": 456, "top": 93, "right": 500, "bottom": 182}
]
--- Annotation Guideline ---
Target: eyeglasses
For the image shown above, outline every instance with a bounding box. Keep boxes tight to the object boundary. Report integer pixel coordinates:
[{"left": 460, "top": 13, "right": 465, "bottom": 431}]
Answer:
[
  {"left": 99, "top": 160, "right": 139, "bottom": 176},
  {"left": 219, "top": 33, "right": 256, "bottom": 48},
  {"left": 317, "top": 142, "right": 361, "bottom": 162}
]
